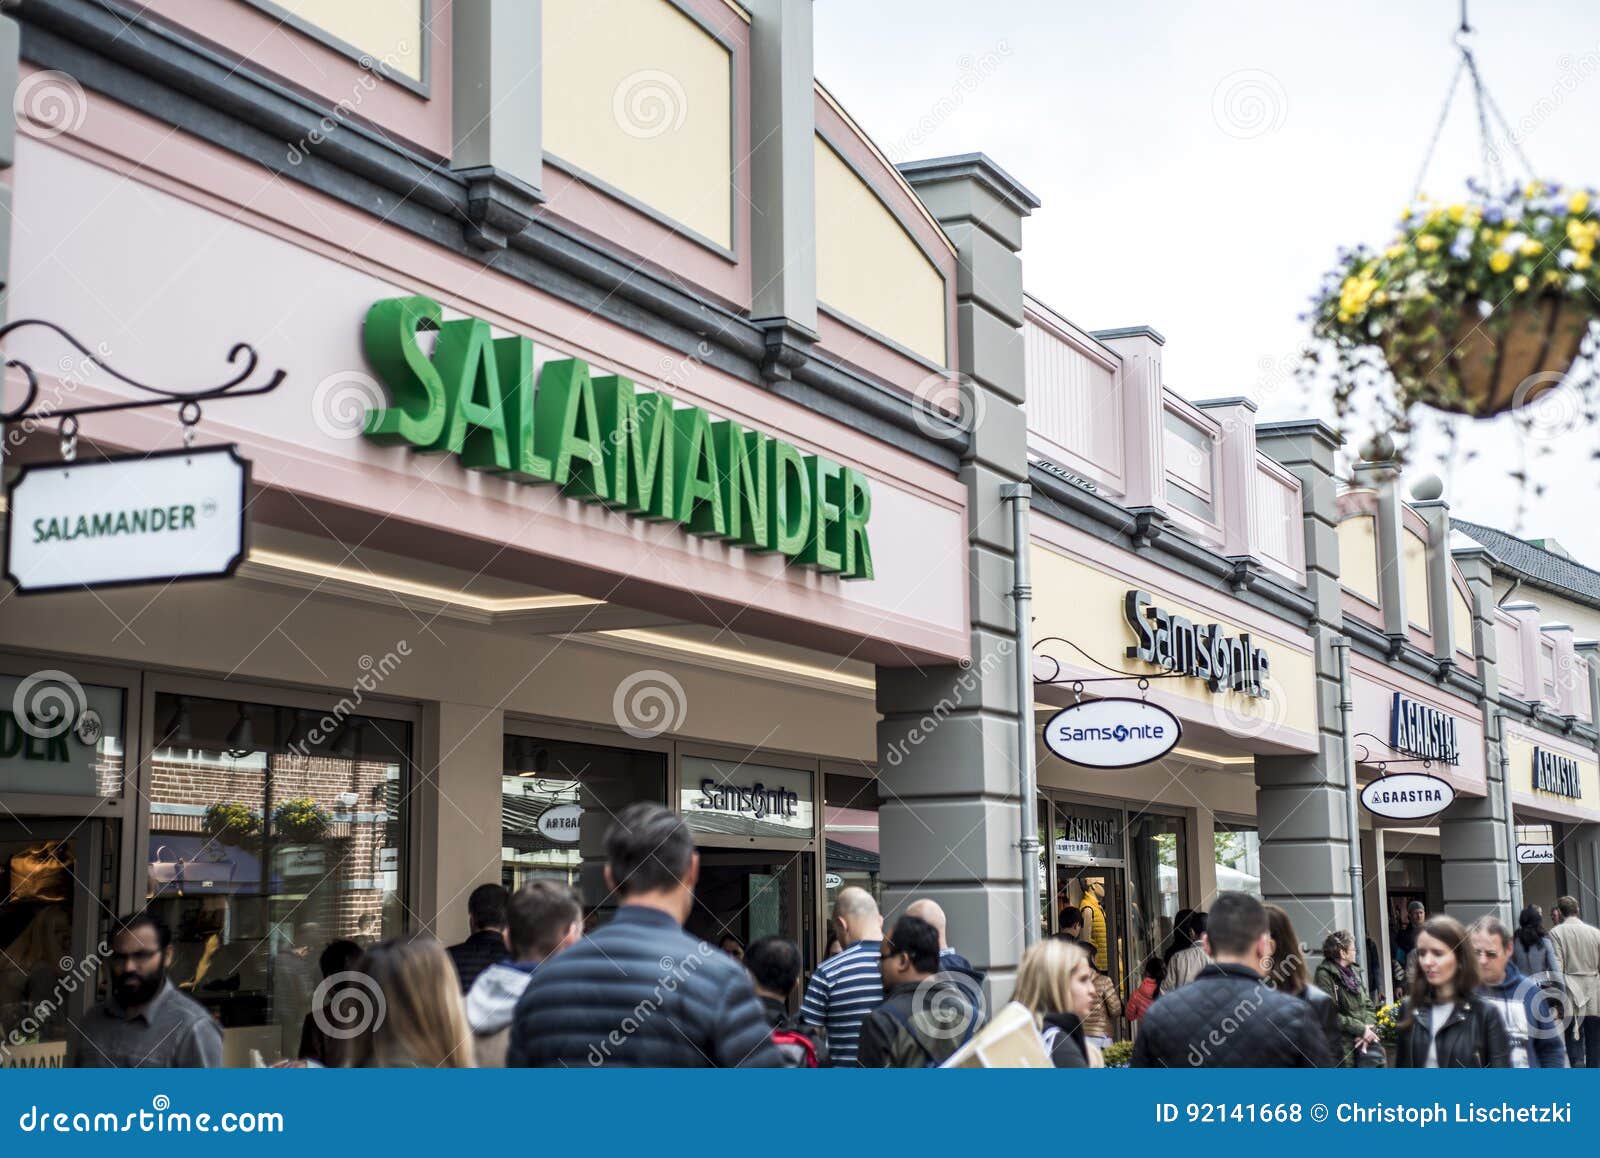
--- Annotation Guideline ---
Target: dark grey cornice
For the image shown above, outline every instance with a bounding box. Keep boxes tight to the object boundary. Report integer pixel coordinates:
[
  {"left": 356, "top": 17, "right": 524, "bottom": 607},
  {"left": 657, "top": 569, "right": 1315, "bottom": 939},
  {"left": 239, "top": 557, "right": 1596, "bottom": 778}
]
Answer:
[
  {"left": 896, "top": 152, "right": 1041, "bottom": 214},
  {"left": 19, "top": 0, "right": 967, "bottom": 471},
  {"left": 1027, "top": 464, "right": 1315, "bottom": 627},
  {"left": 1344, "top": 619, "right": 1487, "bottom": 701}
]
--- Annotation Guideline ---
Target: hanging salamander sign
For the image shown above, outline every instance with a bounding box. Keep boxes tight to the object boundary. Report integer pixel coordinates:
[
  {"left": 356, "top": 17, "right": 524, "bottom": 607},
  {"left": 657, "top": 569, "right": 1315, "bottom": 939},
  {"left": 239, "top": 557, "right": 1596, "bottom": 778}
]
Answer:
[
  {"left": 1359, "top": 773, "right": 1457, "bottom": 821},
  {"left": 1043, "top": 697, "right": 1183, "bottom": 769},
  {"left": 4, "top": 446, "right": 249, "bottom": 595}
]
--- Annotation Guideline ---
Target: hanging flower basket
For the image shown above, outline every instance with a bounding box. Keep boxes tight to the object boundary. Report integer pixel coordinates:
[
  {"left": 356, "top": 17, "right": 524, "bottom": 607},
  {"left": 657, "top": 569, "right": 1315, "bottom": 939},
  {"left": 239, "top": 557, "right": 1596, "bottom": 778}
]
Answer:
[
  {"left": 1307, "top": 181, "right": 1600, "bottom": 421},
  {"left": 271, "top": 797, "right": 332, "bottom": 843},
  {"left": 203, "top": 801, "right": 261, "bottom": 848}
]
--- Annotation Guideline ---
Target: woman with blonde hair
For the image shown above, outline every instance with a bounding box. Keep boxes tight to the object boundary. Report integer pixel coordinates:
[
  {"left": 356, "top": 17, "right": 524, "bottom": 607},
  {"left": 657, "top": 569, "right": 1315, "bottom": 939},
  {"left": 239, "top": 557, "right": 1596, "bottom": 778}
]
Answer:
[
  {"left": 1015, "top": 937, "right": 1102, "bottom": 1067},
  {"left": 344, "top": 936, "right": 475, "bottom": 1068}
]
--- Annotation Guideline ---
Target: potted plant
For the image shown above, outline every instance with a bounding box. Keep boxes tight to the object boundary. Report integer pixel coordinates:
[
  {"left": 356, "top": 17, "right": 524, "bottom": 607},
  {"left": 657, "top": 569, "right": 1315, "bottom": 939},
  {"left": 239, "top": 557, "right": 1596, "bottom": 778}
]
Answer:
[
  {"left": 271, "top": 797, "right": 332, "bottom": 843},
  {"left": 1305, "top": 180, "right": 1599, "bottom": 431},
  {"left": 1374, "top": 999, "right": 1404, "bottom": 1067},
  {"left": 1100, "top": 1038, "right": 1133, "bottom": 1068},
  {"left": 202, "top": 801, "right": 260, "bottom": 848}
]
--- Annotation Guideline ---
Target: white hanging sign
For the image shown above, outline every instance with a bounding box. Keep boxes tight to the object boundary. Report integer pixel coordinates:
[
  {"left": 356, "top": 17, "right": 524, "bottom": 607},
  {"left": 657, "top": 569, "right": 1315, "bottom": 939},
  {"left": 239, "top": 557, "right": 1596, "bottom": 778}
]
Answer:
[
  {"left": 1516, "top": 844, "right": 1556, "bottom": 864},
  {"left": 1360, "top": 772, "right": 1456, "bottom": 821},
  {"left": 1042, "top": 697, "right": 1182, "bottom": 769},
  {"left": 537, "top": 803, "right": 584, "bottom": 843},
  {"left": 5, "top": 446, "right": 248, "bottom": 594}
]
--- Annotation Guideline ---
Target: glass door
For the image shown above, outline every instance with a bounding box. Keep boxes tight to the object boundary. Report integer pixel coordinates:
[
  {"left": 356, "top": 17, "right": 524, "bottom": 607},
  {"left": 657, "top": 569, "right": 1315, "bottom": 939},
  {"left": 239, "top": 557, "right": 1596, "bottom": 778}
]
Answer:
[{"left": 1, "top": 818, "right": 112, "bottom": 1069}]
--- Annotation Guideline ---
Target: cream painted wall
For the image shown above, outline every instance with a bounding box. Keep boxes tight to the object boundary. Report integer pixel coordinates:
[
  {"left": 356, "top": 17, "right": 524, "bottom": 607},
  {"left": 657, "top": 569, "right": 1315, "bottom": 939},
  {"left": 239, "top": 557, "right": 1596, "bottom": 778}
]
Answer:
[
  {"left": 1339, "top": 516, "right": 1380, "bottom": 604},
  {"left": 1491, "top": 578, "right": 1600, "bottom": 641},
  {"left": 1451, "top": 584, "right": 1474, "bottom": 653},
  {"left": 1402, "top": 529, "right": 1430, "bottom": 630},
  {"left": 814, "top": 136, "right": 947, "bottom": 365},
  {"left": 275, "top": 0, "right": 424, "bottom": 80},
  {"left": 1506, "top": 731, "right": 1600, "bottom": 820},
  {"left": 543, "top": 0, "right": 733, "bottom": 249},
  {"left": 1030, "top": 544, "right": 1317, "bottom": 738}
]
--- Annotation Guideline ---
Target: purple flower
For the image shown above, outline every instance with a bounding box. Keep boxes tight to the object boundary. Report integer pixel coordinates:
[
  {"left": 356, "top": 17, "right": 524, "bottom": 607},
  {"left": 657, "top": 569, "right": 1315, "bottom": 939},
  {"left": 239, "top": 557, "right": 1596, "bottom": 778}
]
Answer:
[{"left": 1483, "top": 203, "right": 1505, "bottom": 225}]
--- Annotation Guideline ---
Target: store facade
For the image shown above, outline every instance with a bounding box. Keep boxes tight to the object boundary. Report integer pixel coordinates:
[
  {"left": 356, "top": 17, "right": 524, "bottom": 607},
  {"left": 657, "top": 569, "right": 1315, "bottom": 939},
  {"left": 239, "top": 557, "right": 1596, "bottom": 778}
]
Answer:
[{"left": 0, "top": 0, "right": 1005, "bottom": 1064}]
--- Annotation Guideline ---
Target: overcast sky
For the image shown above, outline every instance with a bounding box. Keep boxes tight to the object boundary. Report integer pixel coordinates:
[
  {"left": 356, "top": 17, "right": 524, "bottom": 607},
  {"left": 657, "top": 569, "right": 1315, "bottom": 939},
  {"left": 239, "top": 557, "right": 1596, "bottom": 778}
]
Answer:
[{"left": 815, "top": 0, "right": 1600, "bottom": 562}]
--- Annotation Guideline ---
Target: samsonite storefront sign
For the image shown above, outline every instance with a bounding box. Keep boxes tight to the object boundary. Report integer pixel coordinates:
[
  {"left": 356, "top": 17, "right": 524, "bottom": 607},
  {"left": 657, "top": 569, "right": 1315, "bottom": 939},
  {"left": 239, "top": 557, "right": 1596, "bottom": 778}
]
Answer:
[
  {"left": 1360, "top": 773, "right": 1456, "bottom": 821},
  {"left": 4, "top": 446, "right": 248, "bottom": 594},
  {"left": 1043, "top": 697, "right": 1182, "bottom": 769}
]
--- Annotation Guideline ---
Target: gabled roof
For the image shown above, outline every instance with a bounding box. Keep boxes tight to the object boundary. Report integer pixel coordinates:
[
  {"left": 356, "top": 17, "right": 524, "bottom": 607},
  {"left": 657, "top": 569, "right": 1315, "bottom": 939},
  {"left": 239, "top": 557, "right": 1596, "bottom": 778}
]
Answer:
[{"left": 1453, "top": 518, "right": 1600, "bottom": 611}]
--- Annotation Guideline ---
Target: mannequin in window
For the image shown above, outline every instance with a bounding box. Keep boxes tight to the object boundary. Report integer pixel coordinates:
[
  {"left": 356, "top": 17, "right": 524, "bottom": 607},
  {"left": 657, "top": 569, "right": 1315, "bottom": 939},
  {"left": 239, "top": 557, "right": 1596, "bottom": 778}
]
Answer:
[{"left": 1080, "top": 880, "right": 1109, "bottom": 978}]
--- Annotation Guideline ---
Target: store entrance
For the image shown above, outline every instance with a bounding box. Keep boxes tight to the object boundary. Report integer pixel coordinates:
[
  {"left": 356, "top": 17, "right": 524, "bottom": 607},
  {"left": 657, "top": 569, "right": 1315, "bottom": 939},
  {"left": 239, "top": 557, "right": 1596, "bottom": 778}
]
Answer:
[
  {"left": 1056, "top": 865, "right": 1126, "bottom": 996},
  {"left": 688, "top": 850, "right": 815, "bottom": 983},
  {"left": 0, "top": 819, "right": 112, "bottom": 1068}
]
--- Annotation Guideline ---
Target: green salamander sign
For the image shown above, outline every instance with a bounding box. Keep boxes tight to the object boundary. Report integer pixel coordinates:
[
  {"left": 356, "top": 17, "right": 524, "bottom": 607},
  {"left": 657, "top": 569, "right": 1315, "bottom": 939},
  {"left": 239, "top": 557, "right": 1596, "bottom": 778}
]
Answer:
[{"left": 360, "top": 296, "right": 873, "bottom": 579}]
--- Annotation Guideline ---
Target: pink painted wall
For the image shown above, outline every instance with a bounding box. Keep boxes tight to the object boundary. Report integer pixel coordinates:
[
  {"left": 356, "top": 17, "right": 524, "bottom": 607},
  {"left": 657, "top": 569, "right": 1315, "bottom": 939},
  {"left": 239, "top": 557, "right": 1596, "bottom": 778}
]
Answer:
[{"left": 6, "top": 84, "right": 969, "bottom": 666}]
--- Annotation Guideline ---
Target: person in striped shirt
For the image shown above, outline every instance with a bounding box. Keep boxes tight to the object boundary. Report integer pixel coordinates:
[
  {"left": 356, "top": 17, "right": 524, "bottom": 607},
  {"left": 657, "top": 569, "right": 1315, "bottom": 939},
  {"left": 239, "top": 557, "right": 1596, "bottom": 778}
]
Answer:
[{"left": 801, "top": 887, "right": 885, "bottom": 1065}]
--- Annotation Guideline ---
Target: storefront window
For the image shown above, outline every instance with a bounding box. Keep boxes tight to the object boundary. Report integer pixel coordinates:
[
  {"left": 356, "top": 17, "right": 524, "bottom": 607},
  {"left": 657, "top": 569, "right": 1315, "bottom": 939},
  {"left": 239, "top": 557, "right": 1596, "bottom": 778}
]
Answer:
[
  {"left": 0, "top": 671, "right": 125, "bottom": 797},
  {"left": 145, "top": 692, "right": 410, "bottom": 1065},
  {"left": 499, "top": 735, "right": 667, "bottom": 915},
  {"left": 1214, "top": 823, "right": 1261, "bottom": 897},
  {"left": 823, "top": 773, "right": 880, "bottom": 909},
  {"left": 1127, "top": 810, "right": 1186, "bottom": 986}
]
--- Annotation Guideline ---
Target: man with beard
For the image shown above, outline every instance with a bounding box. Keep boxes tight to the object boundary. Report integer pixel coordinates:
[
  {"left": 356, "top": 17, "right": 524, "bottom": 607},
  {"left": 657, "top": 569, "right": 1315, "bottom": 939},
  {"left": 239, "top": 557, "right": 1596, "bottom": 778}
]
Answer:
[{"left": 68, "top": 911, "right": 222, "bottom": 1067}]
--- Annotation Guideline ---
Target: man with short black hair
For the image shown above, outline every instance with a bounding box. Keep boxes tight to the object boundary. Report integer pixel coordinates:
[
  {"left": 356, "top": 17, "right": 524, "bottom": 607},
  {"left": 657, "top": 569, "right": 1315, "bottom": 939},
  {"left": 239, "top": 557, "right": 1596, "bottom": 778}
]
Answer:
[
  {"left": 69, "top": 911, "right": 222, "bottom": 1068},
  {"left": 467, "top": 882, "right": 582, "bottom": 1066},
  {"left": 857, "top": 915, "right": 984, "bottom": 1067},
  {"left": 447, "top": 882, "right": 510, "bottom": 994},
  {"left": 507, "top": 803, "right": 779, "bottom": 1067},
  {"left": 1471, "top": 915, "right": 1566, "bottom": 1068},
  {"left": 1550, "top": 895, "right": 1600, "bottom": 1068},
  {"left": 1131, "top": 892, "right": 1330, "bottom": 1068},
  {"left": 746, "top": 936, "right": 827, "bottom": 1066},
  {"left": 1056, "top": 904, "right": 1084, "bottom": 940}
]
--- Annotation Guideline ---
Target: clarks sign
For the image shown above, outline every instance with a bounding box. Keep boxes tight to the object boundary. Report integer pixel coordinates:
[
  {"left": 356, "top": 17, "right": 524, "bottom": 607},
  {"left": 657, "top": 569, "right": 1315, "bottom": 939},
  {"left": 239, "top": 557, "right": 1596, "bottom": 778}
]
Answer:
[
  {"left": 1124, "top": 590, "right": 1271, "bottom": 699},
  {"left": 361, "top": 296, "right": 872, "bottom": 579}
]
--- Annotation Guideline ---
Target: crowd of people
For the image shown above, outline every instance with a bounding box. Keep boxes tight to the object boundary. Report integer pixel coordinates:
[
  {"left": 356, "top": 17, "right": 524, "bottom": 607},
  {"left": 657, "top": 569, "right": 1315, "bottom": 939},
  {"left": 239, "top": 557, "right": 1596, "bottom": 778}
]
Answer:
[{"left": 64, "top": 801, "right": 1600, "bottom": 1069}]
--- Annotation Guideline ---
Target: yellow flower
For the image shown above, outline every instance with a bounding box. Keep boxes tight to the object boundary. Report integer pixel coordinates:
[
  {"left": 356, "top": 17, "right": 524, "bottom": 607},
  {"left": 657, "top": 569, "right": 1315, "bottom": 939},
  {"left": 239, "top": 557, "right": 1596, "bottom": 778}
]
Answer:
[
  {"left": 1568, "top": 219, "right": 1598, "bottom": 252},
  {"left": 1448, "top": 203, "right": 1467, "bottom": 223},
  {"left": 1374, "top": 291, "right": 1389, "bottom": 305},
  {"left": 1416, "top": 234, "right": 1442, "bottom": 252},
  {"left": 1384, "top": 243, "right": 1407, "bottom": 260},
  {"left": 1520, "top": 239, "right": 1544, "bottom": 257},
  {"left": 1525, "top": 180, "right": 1544, "bottom": 198},
  {"left": 1575, "top": 252, "right": 1593, "bottom": 271},
  {"left": 1489, "top": 251, "right": 1513, "bottom": 273},
  {"left": 1514, "top": 274, "right": 1531, "bottom": 292},
  {"left": 1544, "top": 270, "right": 1564, "bottom": 287},
  {"left": 1571, "top": 191, "right": 1590, "bottom": 216}
]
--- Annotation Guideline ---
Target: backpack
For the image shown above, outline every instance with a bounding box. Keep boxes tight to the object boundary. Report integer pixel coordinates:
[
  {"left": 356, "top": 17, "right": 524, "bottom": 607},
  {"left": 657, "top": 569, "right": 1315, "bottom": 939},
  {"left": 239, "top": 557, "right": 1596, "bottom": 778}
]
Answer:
[
  {"left": 880, "top": 999, "right": 979, "bottom": 1068},
  {"left": 770, "top": 1026, "right": 819, "bottom": 1068}
]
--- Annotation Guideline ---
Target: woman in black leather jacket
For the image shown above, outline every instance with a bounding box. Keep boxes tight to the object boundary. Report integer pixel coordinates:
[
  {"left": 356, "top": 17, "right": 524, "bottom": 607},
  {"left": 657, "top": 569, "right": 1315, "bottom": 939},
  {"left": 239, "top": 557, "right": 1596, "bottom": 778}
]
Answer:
[
  {"left": 1395, "top": 915, "right": 1511, "bottom": 1068},
  {"left": 1263, "top": 904, "right": 1342, "bottom": 1066}
]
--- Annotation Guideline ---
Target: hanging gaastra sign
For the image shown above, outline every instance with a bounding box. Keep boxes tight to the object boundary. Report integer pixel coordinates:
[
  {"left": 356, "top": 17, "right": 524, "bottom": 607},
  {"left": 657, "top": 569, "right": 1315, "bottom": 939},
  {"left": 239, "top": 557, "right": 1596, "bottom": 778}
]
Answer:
[
  {"left": 4, "top": 447, "right": 249, "bottom": 595},
  {"left": 1043, "top": 697, "right": 1182, "bottom": 769},
  {"left": 1517, "top": 844, "right": 1556, "bottom": 865},
  {"left": 536, "top": 803, "right": 583, "bottom": 843},
  {"left": 1360, "top": 773, "right": 1456, "bottom": 821}
]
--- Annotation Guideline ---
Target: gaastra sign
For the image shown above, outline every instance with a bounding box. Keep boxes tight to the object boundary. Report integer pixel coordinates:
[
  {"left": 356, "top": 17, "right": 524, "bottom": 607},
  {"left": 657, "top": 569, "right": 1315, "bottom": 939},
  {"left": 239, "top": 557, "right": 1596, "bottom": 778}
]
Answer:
[
  {"left": 1123, "top": 590, "right": 1271, "bottom": 699},
  {"left": 361, "top": 296, "right": 872, "bottom": 579},
  {"left": 1532, "top": 747, "right": 1583, "bottom": 799},
  {"left": 1389, "top": 693, "right": 1460, "bottom": 765},
  {"left": 1360, "top": 772, "right": 1457, "bottom": 821}
]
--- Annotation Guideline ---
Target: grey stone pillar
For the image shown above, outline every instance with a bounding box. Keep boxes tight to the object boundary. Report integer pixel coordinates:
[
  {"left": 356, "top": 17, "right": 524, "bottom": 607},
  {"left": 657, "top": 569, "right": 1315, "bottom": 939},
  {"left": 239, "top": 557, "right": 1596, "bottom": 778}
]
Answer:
[
  {"left": 452, "top": 0, "right": 544, "bottom": 249},
  {"left": 883, "top": 155, "right": 1038, "bottom": 997},
  {"left": 746, "top": 0, "right": 818, "bottom": 375},
  {"left": 1441, "top": 546, "right": 1513, "bottom": 923},
  {"left": 1253, "top": 419, "right": 1353, "bottom": 950}
]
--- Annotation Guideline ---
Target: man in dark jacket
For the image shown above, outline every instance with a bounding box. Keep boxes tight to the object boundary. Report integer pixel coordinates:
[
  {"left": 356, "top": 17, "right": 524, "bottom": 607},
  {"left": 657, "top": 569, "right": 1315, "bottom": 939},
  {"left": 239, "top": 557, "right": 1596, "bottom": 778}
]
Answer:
[
  {"left": 506, "top": 803, "right": 780, "bottom": 1067},
  {"left": 857, "top": 915, "right": 984, "bottom": 1067},
  {"left": 1472, "top": 916, "right": 1567, "bottom": 1068},
  {"left": 746, "top": 936, "right": 827, "bottom": 1066},
  {"left": 1132, "top": 892, "right": 1331, "bottom": 1068},
  {"left": 447, "top": 883, "right": 510, "bottom": 994}
]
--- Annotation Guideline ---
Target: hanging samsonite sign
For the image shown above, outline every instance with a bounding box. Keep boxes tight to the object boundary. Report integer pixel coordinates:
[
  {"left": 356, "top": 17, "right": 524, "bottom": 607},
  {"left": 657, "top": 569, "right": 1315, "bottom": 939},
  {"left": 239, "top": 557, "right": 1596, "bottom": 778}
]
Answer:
[
  {"left": 4, "top": 446, "right": 249, "bottom": 594},
  {"left": 1359, "top": 772, "right": 1456, "bottom": 821},
  {"left": 1042, "top": 697, "right": 1182, "bottom": 769}
]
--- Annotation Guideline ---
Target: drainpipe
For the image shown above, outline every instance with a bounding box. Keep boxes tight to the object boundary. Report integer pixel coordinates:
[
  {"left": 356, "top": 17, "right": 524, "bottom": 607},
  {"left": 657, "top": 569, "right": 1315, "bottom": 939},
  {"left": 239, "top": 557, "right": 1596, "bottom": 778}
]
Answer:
[
  {"left": 1333, "top": 636, "right": 1367, "bottom": 973},
  {"left": 1003, "top": 482, "right": 1041, "bottom": 950},
  {"left": 1497, "top": 720, "right": 1522, "bottom": 918}
]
